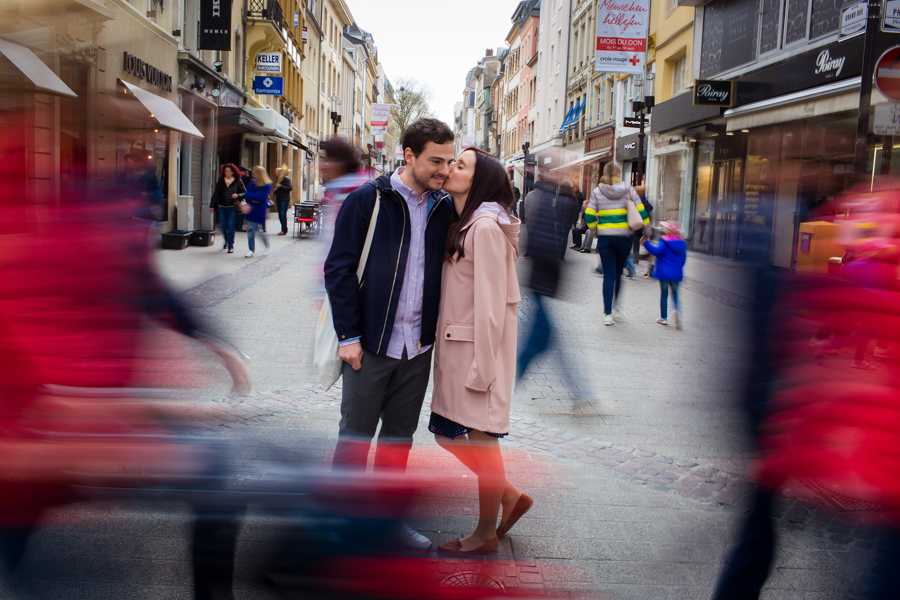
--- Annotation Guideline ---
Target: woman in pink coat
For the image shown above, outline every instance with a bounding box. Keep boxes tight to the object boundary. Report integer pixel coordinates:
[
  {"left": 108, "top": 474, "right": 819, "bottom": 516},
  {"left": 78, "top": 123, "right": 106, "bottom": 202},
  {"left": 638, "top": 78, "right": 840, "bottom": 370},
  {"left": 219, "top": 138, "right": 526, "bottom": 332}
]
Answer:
[{"left": 430, "top": 148, "right": 533, "bottom": 555}]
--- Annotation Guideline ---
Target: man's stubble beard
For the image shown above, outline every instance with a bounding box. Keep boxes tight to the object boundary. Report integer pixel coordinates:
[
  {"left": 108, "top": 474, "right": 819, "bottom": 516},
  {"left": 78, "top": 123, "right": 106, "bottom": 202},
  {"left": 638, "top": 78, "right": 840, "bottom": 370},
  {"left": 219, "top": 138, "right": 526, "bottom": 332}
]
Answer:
[{"left": 411, "top": 163, "right": 443, "bottom": 192}]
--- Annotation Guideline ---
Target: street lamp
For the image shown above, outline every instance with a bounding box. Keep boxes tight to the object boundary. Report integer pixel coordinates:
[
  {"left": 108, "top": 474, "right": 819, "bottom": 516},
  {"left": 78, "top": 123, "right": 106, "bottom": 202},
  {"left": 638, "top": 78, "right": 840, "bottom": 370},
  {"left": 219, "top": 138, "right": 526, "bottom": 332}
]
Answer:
[
  {"left": 631, "top": 73, "right": 654, "bottom": 187},
  {"left": 330, "top": 94, "right": 342, "bottom": 137},
  {"left": 522, "top": 130, "right": 532, "bottom": 196}
]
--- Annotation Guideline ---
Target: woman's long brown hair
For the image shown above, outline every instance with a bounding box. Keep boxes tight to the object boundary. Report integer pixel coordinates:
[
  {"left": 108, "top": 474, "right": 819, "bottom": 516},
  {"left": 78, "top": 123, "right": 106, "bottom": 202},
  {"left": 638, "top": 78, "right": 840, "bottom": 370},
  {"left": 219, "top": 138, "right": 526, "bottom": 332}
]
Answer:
[{"left": 445, "top": 148, "right": 515, "bottom": 261}]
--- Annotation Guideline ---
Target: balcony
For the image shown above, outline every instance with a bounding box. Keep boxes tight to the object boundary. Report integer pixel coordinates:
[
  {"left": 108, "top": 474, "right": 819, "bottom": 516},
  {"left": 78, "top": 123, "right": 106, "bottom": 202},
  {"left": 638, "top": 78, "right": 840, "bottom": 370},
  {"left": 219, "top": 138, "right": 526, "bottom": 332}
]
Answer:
[
  {"left": 248, "top": 0, "right": 284, "bottom": 32},
  {"left": 246, "top": 0, "right": 286, "bottom": 69}
]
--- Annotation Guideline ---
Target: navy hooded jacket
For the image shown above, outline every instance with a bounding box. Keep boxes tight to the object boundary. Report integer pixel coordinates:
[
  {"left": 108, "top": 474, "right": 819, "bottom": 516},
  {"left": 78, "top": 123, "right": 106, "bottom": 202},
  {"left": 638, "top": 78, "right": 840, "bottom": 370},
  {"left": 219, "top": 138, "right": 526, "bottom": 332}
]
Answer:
[{"left": 323, "top": 174, "right": 453, "bottom": 355}]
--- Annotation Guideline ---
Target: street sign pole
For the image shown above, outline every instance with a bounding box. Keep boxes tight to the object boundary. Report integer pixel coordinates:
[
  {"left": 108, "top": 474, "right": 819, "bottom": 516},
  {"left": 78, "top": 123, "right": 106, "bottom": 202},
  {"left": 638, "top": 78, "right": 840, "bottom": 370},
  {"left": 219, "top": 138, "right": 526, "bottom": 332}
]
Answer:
[{"left": 853, "top": 0, "right": 883, "bottom": 184}]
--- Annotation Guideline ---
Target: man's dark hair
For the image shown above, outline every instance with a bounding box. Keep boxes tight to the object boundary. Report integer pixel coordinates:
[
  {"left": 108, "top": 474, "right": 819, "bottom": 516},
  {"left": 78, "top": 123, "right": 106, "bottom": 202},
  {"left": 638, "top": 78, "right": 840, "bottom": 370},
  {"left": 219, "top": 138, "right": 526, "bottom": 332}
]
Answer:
[
  {"left": 321, "top": 138, "right": 360, "bottom": 175},
  {"left": 401, "top": 118, "right": 454, "bottom": 158}
]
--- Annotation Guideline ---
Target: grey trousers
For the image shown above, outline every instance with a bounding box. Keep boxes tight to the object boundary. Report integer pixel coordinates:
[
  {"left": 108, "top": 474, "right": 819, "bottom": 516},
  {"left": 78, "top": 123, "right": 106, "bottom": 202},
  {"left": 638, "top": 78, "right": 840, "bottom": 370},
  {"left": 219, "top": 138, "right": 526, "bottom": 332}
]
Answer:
[
  {"left": 580, "top": 228, "right": 595, "bottom": 251},
  {"left": 332, "top": 347, "right": 433, "bottom": 471}
]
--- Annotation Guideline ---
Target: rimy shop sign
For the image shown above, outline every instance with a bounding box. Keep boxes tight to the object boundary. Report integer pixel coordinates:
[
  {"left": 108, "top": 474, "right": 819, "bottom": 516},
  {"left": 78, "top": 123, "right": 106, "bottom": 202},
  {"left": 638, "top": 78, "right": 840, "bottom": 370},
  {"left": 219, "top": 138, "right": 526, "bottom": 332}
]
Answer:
[{"left": 693, "top": 79, "right": 735, "bottom": 107}]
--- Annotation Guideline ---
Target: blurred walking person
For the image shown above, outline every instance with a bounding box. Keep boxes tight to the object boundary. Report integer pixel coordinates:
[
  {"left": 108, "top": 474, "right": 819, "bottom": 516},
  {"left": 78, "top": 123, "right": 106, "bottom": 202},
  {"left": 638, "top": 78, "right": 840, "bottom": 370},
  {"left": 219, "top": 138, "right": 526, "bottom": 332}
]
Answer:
[
  {"left": 556, "top": 181, "right": 580, "bottom": 260},
  {"left": 430, "top": 148, "right": 532, "bottom": 555},
  {"left": 642, "top": 220, "right": 687, "bottom": 328},
  {"left": 272, "top": 165, "right": 292, "bottom": 236},
  {"left": 243, "top": 166, "right": 272, "bottom": 258},
  {"left": 320, "top": 137, "right": 367, "bottom": 246},
  {"left": 210, "top": 163, "right": 245, "bottom": 253},
  {"left": 586, "top": 162, "right": 650, "bottom": 325},
  {"left": 516, "top": 167, "right": 586, "bottom": 403},
  {"left": 236, "top": 166, "right": 251, "bottom": 232}
]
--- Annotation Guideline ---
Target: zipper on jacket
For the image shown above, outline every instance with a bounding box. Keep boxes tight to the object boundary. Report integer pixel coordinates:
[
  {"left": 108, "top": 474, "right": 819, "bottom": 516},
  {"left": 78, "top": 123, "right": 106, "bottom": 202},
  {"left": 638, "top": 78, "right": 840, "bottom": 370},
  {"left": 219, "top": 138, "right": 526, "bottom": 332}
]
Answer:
[
  {"left": 376, "top": 190, "right": 406, "bottom": 354},
  {"left": 417, "top": 192, "right": 446, "bottom": 349}
]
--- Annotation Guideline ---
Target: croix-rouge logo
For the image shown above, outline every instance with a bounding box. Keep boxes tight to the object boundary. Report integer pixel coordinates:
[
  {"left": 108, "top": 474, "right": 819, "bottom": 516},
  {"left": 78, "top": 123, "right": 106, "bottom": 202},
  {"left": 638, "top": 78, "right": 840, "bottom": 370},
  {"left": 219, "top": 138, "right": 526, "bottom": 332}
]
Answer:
[{"left": 629, "top": 55, "right": 640, "bottom": 66}]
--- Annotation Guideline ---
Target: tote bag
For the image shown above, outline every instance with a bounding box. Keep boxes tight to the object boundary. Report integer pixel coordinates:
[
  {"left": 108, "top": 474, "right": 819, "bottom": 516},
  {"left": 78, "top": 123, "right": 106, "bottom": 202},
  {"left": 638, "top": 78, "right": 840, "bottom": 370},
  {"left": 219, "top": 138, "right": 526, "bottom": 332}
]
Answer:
[
  {"left": 626, "top": 198, "right": 644, "bottom": 231},
  {"left": 314, "top": 190, "right": 381, "bottom": 390}
]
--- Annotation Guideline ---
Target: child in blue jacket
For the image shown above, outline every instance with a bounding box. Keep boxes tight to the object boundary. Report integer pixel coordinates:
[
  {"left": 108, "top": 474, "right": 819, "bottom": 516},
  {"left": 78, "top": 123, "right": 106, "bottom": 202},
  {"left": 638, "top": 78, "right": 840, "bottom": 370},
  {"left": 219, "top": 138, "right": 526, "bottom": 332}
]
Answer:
[{"left": 642, "top": 220, "right": 688, "bottom": 328}]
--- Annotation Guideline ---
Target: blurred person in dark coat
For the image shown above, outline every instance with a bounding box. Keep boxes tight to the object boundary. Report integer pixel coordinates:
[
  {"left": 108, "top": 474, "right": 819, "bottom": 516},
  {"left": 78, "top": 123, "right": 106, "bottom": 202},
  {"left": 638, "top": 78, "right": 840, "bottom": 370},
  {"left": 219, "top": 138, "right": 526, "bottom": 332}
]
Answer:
[
  {"left": 516, "top": 171, "right": 586, "bottom": 403},
  {"left": 273, "top": 165, "right": 292, "bottom": 236},
  {"left": 555, "top": 181, "right": 581, "bottom": 260},
  {"left": 118, "top": 153, "right": 164, "bottom": 221}
]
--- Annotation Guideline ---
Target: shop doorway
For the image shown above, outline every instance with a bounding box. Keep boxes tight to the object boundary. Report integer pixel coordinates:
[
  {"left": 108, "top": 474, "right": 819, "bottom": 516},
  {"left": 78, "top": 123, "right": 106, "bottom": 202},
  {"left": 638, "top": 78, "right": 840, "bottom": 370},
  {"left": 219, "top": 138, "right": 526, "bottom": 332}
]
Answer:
[{"left": 709, "top": 159, "right": 742, "bottom": 259}]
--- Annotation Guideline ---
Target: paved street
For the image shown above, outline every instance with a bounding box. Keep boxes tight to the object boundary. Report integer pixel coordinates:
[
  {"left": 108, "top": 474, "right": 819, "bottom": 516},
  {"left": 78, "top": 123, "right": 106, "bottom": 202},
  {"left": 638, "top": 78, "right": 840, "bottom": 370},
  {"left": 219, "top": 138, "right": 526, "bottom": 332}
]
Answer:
[{"left": 2, "top": 215, "right": 881, "bottom": 599}]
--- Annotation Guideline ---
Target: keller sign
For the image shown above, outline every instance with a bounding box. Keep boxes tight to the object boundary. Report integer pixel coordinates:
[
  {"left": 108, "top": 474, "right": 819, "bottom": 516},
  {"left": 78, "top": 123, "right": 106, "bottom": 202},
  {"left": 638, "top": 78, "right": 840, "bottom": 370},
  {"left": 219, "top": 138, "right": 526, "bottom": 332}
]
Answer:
[
  {"left": 692, "top": 79, "right": 735, "bottom": 107},
  {"left": 256, "top": 52, "right": 282, "bottom": 74}
]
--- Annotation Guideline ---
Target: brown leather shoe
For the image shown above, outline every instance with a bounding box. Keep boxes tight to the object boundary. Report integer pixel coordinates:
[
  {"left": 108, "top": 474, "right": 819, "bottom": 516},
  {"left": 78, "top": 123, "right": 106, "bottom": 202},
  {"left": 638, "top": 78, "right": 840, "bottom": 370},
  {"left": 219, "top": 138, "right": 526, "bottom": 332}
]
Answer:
[
  {"left": 277, "top": 231, "right": 287, "bottom": 235},
  {"left": 497, "top": 493, "right": 534, "bottom": 536},
  {"left": 436, "top": 537, "right": 499, "bottom": 555}
]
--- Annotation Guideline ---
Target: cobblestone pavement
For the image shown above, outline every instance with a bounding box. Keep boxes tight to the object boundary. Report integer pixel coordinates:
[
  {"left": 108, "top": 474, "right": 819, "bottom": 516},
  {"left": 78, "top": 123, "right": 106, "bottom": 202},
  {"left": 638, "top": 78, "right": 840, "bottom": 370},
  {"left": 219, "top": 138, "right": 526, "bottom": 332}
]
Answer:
[{"left": 1, "top": 233, "right": 882, "bottom": 599}]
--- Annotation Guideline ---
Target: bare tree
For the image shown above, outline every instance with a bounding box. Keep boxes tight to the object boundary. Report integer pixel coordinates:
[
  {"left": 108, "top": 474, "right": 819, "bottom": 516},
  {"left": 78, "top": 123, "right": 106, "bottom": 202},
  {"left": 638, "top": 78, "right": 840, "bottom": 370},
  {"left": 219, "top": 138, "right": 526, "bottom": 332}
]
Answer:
[{"left": 390, "top": 78, "right": 435, "bottom": 146}]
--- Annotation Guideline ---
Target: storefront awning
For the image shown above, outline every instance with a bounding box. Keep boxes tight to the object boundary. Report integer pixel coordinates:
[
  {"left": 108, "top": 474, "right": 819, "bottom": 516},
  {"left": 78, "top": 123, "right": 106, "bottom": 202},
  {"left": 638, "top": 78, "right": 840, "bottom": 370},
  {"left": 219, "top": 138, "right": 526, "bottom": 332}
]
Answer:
[
  {"left": 566, "top": 99, "right": 585, "bottom": 131},
  {"left": 217, "top": 107, "right": 269, "bottom": 135},
  {"left": 0, "top": 38, "right": 76, "bottom": 97},
  {"left": 244, "top": 107, "right": 291, "bottom": 142},
  {"left": 557, "top": 105, "right": 576, "bottom": 135},
  {"left": 550, "top": 151, "right": 610, "bottom": 172},
  {"left": 724, "top": 77, "right": 860, "bottom": 131},
  {"left": 120, "top": 80, "right": 203, "bottom": 138}
]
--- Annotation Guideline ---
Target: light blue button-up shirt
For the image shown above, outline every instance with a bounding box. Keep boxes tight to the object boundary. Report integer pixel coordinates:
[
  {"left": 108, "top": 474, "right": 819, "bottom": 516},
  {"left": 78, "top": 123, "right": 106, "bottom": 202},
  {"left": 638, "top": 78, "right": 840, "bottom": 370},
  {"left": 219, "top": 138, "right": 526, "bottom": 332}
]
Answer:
[{"left": 385, "top": 167, "right": 433, "bottom": 360}]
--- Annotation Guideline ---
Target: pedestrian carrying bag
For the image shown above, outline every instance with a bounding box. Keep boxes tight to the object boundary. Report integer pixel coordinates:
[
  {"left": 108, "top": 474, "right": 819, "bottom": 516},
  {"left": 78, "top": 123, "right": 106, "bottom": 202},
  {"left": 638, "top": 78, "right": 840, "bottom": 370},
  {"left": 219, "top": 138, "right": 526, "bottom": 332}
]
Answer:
[
  {"left": 626, "top": 198, "right": 644, "bottom": 231},
  {"left": 314, "top": 189, "right": 381, "bottom": 390}
]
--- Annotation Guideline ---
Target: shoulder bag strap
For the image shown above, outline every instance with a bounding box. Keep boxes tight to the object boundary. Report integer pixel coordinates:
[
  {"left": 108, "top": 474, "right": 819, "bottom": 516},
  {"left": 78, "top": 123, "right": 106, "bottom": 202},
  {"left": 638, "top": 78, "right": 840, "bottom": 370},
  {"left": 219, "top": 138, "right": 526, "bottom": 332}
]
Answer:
[{"left": 356, "top": 188, "right": 381, "bottom": 282}]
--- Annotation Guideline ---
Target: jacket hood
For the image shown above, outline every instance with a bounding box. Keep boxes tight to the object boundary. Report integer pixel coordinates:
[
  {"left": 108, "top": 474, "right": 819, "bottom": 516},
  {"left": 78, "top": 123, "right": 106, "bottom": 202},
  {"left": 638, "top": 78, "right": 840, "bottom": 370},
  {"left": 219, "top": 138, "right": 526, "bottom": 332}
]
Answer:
[
  {"left": 598, "top": 181, "right": 632, "bottom": 199},
  {"left": 464, "top": 212, "right": 521, "bottom": 259}
]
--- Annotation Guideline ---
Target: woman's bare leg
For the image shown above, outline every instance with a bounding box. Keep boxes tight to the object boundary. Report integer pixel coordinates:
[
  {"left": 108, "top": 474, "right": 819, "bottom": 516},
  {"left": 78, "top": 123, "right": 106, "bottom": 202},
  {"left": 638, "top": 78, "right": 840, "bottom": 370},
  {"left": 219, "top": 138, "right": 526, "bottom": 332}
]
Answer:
[{"left": 435, "top": 432, "right": 524, "bottom": 547}]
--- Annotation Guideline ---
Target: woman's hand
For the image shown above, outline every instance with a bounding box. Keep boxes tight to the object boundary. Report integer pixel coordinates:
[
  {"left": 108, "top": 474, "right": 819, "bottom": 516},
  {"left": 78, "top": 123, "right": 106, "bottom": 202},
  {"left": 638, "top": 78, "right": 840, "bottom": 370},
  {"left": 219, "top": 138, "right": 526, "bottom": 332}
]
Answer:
[{"left": 231, "top": 193, "right": 239, "bottom": 199}]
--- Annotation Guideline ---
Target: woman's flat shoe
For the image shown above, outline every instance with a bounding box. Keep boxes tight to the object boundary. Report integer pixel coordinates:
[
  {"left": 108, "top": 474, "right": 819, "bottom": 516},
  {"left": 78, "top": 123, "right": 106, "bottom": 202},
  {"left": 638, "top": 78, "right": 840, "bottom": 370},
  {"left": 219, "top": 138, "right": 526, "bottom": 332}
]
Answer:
[
  {"left": 497, "top": 493, "right": 534, "bottom": 536},
  {"left": 436, "top": 537, "right": 499, "bottom": 555}
]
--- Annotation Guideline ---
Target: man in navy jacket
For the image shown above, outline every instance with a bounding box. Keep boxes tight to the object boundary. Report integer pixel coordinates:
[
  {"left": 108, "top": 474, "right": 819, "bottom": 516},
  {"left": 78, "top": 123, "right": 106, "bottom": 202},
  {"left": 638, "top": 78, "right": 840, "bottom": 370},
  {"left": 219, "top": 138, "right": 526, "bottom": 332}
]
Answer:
[{"left": 324, "top": 119, "right": 455, "bottom": 546}]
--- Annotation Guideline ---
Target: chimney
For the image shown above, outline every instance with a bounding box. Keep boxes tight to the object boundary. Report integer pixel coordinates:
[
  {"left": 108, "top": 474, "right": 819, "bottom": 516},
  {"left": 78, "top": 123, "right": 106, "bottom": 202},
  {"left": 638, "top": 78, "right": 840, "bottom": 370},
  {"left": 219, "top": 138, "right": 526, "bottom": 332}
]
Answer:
[{"left": 486, "top": 48, "right": 493, "bottom": 57}]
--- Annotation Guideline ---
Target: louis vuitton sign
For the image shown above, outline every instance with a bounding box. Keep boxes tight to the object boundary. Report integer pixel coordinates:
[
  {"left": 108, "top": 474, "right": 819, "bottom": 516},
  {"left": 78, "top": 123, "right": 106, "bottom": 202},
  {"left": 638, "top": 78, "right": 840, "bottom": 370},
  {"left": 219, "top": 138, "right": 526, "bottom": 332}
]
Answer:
[
  {"left": 123, "top": 52, "right": 172, "bottom": 92},
  {"left": 693, "top": 79, "right": 735, "bottom": 107}
]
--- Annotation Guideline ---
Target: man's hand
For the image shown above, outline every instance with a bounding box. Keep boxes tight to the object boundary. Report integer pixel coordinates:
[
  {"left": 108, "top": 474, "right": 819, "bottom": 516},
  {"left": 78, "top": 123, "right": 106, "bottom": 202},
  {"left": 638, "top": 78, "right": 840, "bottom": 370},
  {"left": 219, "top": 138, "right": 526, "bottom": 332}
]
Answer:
[
  {"left": 209, "top": 207, "right": 214, "bottom": 213},
  {"left": 338, "top": 341, "right": 363, "bottom": 371}
]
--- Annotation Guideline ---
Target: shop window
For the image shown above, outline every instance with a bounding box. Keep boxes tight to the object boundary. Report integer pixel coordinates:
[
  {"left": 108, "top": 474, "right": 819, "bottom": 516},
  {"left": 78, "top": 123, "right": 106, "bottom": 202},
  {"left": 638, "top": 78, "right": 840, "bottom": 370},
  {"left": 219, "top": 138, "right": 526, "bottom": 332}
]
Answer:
[
  {"left": 699, "top": 0, "right": 759, "bottom": 77},
  {"left": 810, "top": 0, "right": 841, "bottom": 39},
  {"left": 671, "top": 55, "right": 686, "bottom": 96},
  {"left": 783, "top": 0, "right": 810, "bottom": 45},
  {"left": 759, "top": 0, "right": 782, "bottom": 55}
]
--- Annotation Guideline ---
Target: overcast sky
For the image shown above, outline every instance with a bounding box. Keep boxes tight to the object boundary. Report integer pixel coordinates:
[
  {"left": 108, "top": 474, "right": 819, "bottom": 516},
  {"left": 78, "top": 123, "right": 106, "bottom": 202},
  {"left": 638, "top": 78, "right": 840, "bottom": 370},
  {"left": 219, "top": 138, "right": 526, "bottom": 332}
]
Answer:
[{"left": 343, "top": 0, "right": 523, "bottom": 127}]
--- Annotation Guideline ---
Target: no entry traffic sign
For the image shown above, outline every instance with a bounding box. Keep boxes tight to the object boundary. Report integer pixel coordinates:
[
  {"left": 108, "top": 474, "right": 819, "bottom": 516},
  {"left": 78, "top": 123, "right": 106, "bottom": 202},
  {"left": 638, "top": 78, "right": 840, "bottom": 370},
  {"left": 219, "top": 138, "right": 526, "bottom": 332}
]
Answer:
[{"left": 876, "top": 46, "right": 900, "bottom": 102}]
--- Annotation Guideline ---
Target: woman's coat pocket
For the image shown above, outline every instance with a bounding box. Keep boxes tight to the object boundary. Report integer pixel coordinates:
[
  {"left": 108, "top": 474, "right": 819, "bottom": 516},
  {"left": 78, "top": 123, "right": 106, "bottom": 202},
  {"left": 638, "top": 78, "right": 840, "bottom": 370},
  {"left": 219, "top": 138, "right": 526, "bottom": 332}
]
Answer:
[{"left": 443, "top": 322, "right": 475, "bottom": 342}]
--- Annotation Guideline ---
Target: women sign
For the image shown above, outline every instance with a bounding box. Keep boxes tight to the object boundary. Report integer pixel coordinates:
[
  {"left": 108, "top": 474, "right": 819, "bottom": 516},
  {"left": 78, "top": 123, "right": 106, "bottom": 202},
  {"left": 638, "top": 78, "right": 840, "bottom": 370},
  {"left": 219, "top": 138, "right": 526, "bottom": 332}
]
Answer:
[{"left": 595, "top": 0, "right": 650, "bottom": 75}]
